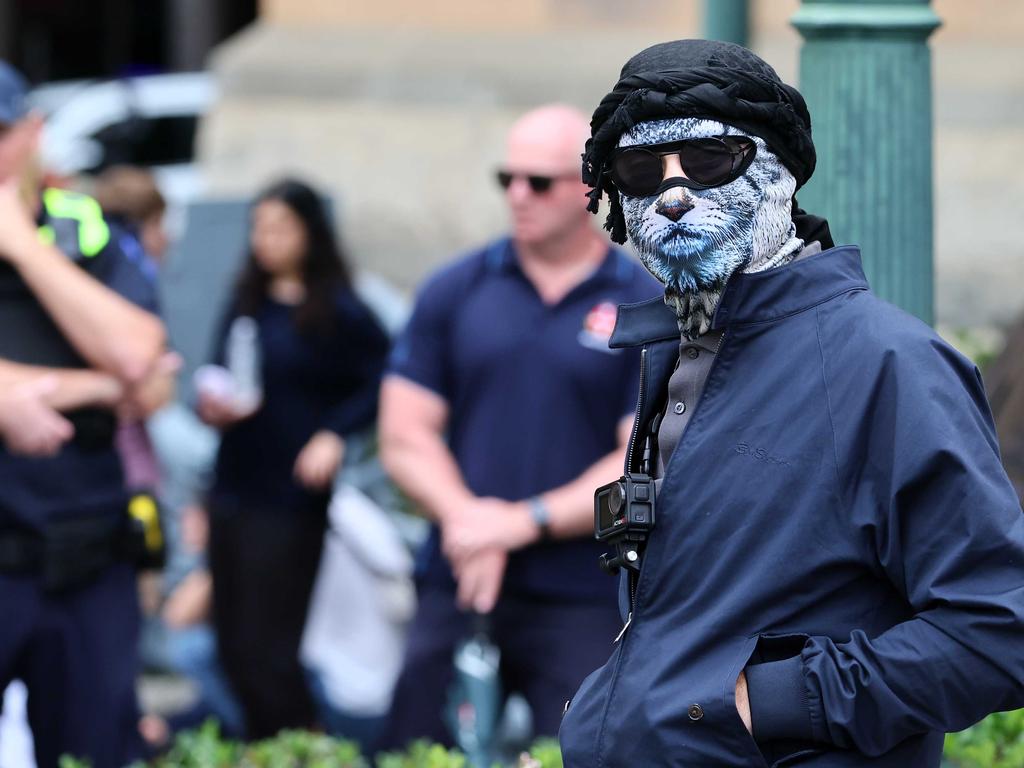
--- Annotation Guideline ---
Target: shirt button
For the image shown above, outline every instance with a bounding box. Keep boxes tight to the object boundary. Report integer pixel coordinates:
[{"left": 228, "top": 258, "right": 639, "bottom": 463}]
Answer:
[
  {"left": 688, "top": 703, "right": 704, "bottom": 721},
  {"left": 674, "top": 401, "right": 686, "bottom": 415},
  {"left": 686, "top": 347, "right": 699, "bottom": 359}
]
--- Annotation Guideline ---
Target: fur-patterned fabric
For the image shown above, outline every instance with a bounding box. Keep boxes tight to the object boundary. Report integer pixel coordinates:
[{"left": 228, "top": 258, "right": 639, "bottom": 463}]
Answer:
[{"left": 618, "top": 117, "right": 804, "bottom": 338}]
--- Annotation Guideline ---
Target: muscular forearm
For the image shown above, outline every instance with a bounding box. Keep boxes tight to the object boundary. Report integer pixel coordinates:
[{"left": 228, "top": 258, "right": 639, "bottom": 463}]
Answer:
[
  {"left": 0, "top": 359, "right": 122, "bottom": 411},
  {"left": 6, "top": 236, "right": 165, "bottom": 382},
  {"left": 541, "top": 447, "right": 627, "bottom": 539},
  {"left": 380, "top": 430, "right": 474, "bottom": 524},
  {"left": 536, "top": 416, "right": 632, "bottom": 540},
  {"left": 431, "top": 442, "right": 629, "bottom": 559}
]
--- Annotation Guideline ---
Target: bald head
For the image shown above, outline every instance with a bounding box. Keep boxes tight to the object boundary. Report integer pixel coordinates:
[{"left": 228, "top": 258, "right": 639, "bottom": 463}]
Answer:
[
  {"left": 500, "top": 105, "right": 595, "bottom": 248},
  {"left": 504, "top": 104, "right": 590, "bottom": 178}
]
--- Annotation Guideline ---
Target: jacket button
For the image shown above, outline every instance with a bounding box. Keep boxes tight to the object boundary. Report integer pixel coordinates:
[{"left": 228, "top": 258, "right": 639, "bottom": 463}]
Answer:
[
  {"left": 674, "top": 401, "right": 686, "bottom": 414},
  {"left": 688, "top": 703, "right": 703, "bottom": 721},
  {"left": 686, "top": 347, "right": 699, "bottom": 359}
]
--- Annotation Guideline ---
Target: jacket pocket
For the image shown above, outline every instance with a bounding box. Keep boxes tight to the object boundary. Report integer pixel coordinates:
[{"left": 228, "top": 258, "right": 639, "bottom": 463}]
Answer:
[
  {"left": 721, "top": 634, "right": 772, "bottom": 768},
  {"left": 747, "top": 632, "right": 827, "bottom": 767},
  {"left": 766, "top": 744, "right": 826, "bottom": 767},
  {"left": 558, "top": 645, "right": 620, "bottom": 768},
  {"left": 749, "top": 631, "right": 810, "bottom": 664}
]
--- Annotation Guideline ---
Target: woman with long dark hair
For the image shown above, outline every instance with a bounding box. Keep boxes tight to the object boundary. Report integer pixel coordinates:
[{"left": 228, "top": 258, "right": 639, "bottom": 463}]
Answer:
[{"left": 198, "top": 178, "right": 390, "bottom": 738}]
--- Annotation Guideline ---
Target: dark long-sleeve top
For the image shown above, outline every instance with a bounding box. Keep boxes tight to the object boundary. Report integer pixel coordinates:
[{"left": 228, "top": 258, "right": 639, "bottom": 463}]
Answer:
[{"left": 209, "top": 288, "right": 389, "bottom": 514}]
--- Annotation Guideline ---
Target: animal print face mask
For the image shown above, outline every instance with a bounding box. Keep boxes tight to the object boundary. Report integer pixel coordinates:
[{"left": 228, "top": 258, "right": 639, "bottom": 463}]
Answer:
[{"left": 618, "top": 117, "right": 804, "bottom": 338}]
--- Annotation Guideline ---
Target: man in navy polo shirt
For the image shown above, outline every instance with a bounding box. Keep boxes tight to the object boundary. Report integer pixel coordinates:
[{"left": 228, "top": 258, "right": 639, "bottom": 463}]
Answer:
[
  {"left": 378, "top": 104, "right": 660, "bottom": 746},
  {"left": 0, "top": 60, "right": 169, "bottom": 768}
]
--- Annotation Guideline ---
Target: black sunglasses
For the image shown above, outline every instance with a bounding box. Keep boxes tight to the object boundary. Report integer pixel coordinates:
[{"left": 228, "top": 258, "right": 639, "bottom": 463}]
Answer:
[
  {"left": 495, "top": 170, "right": 577, "bottom": 194},
  {"left": 608, "top": 136, "right": 757, "bottom": 197}
]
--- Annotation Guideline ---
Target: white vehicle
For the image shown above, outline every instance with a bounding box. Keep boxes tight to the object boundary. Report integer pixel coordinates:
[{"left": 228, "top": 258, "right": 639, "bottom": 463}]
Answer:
[{"left": 28, "top": 72, "right": 216, "bottom": 208}]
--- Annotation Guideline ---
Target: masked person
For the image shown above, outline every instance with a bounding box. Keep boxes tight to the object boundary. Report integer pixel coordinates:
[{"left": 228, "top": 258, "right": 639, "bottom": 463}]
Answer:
[
  {"left": 558, "top": 40, "right": 1024, "bottom": 768},
  {"left": 378, "top": 104, "right": 661, "bottom": 748},
  {"left": 0, "top": 61, "right": 169, "bottom": 768}
]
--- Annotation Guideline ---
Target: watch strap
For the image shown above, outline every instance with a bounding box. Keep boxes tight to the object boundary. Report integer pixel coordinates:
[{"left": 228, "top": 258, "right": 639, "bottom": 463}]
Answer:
[{"left": 527, "top": 496, "right": 551, "bottom": 539}]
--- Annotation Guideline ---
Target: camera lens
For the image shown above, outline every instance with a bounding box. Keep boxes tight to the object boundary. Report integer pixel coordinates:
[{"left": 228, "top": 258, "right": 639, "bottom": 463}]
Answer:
[{"left": 608, "top": 484, "right": 626, "bottom": 516}]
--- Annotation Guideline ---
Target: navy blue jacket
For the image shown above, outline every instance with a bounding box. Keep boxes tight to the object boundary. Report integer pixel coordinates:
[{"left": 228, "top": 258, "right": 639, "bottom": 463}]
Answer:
[{"left": 559, "top": 246, "right": 1024, "bottom": 767}]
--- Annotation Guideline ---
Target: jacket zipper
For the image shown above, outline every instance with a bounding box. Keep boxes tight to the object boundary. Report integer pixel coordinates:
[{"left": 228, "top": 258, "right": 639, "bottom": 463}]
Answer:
[
  {"left": 625, "top": 346, "right": 648, "bottom": 474},
  {"left": 599, "top": 330, "right": 732, "bottom": 764},
  {"left": 614, "top": 613, "right": 632, "bottom": 642},
  {"left": 598, "top": 343, "right": 644, "bottom": 763},
  {"left": 616, "top": 346, "right": 648, "bottom": 641},
  {"left": 615, "top": 330, "right": 728, "bottom": 640}
]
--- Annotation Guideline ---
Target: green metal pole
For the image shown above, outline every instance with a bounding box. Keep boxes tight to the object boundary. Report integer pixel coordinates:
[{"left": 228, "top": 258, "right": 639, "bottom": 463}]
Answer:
[
  {"left": 792, "top": 0, "right": 941, "bottom": 325},
  {"left": 704, "top": 0, "right": 749, "bottom": 47}
]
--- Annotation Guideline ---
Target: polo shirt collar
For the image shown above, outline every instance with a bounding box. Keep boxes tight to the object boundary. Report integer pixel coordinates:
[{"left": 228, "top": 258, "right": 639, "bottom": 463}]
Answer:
[
  {"left": 487, "top": 237, "right": 636, "bottom": 286},
  {"left": 610, "top": 245, "right": 869, "bottom": 348}
]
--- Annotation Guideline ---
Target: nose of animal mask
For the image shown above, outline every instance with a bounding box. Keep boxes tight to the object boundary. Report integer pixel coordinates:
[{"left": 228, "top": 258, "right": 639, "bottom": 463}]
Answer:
[{"left": 655, "top": 191, "right": 695, "bottom": 222}]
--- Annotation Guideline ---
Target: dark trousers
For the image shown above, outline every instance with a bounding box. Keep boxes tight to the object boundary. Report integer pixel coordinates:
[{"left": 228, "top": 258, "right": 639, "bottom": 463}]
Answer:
[
  {"left": 380, "top": 583, "right": 623, "bottom": 750},
  {"left": 209, "top": 505, "right": 326, "bottom": 739},
  {"left": 0, "top": 563, "right": 142, "bottom": 768}
]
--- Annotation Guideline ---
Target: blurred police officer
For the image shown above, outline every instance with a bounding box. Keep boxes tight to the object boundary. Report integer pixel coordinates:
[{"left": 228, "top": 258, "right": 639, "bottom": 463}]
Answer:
[
  {"left": 378, "top": 104, "right": 660, "bottom": 746},
  {"left": 0, "top": 61, "right": 169, "bottom": 768}
]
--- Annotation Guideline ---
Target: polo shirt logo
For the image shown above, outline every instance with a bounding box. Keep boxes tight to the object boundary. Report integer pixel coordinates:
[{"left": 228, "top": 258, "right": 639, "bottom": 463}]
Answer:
[{"left": 578, "top": 301, "right": 621, "bottom": 354}]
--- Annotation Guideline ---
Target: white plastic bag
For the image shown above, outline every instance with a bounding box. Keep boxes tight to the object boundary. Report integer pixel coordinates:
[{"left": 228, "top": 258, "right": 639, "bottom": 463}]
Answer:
[{"left": 300, "top": 485, "right": 415, "bottom": 717}]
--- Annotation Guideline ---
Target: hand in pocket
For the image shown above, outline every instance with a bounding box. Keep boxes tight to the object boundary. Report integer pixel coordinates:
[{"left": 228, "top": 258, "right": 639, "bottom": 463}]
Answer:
[{"left": 736, "top": 669, "right": 753, "bottom": 734}]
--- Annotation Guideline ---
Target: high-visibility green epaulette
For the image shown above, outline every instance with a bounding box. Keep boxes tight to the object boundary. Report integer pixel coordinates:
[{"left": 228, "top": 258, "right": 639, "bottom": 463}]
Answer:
[{"left": 37, "top": 187, "right": 111, "bottom": 259}]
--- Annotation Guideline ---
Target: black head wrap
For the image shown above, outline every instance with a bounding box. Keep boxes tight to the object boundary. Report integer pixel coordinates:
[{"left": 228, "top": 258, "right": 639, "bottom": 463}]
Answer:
[{"left": 584, "top": 39, "right": 824, "bottom": 245}]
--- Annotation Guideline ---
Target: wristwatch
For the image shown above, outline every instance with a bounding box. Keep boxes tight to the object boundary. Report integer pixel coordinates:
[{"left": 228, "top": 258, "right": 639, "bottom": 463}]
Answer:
[{"left": 527, "top": 496, "right": 551, "bottom": 540}]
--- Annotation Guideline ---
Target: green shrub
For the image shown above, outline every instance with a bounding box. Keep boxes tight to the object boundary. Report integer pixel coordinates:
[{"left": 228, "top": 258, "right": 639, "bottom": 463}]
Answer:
[
  {"left": 944, "top": 710, "right": 1024, "bottom": 768},
  {"left": 62, "top": 726, "right": 467, "bottom": 768},
  {"left": 153, "top": 720, "right": 242, "bottom": 768},
  {"left": 515, "top": 738, "right": 563, "bottom": 768},
  {"left": 60, "top": 721, "right": 368, "bottom": 768},
  {"left": 374, "top": 740, "right": 466, "bottom": 768},
  {"left": 60, "top": 713, "right": 1024, "bottom": 768},
  {"left": 241, "top": 730, "right": 366, "bottom": 768},
  {"left": 55, "top": 714, "right": 1024, "bottom": 768}
]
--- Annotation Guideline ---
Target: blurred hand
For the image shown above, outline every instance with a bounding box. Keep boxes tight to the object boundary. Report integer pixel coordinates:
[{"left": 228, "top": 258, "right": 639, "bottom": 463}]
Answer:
[
  {"left": 161, "top": 569, "right": 213, "bottom": 629},
  {"left": 293, "top": 430, "right": 345, "bottom": 491},
  {"left": 118, "top": 351, "right": 182, "bottom": 421},
  {"left": 0, "top": 114, "right": 41, "bottom": 185},
  {"left": 455, "top": 548, "right": 507, "bottom": 614},
  {"left": 180, "top": 503, "right": 209, "bottom": 554},
  {"left": 442, "top": 497, "right": 538, "bottom": 568},
  {"left": 0, "top": 376, "right": 74, "bottom": 456},
  {"left": 137, "top": 714, "right": 170, "bottom": 750},
  {"left": 137, "top": 571, "right": 163, "bottom": 616},
  {"left": 197, "top": 389, "right": 257, "bottom": 430}
]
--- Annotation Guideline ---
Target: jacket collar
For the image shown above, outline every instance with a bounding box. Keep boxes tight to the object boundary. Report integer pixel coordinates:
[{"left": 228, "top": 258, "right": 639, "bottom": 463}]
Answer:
[{"left": 610, "top": 245, "right": 869, "bottom": 348}]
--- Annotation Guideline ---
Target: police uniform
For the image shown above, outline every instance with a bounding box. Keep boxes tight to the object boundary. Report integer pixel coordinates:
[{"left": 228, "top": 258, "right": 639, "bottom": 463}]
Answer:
[
  {"left": 0, "top": 188, "right": 158, "bottom": 768},
  {"left": 381, "top": 238, "right": 661, "bottom": 746}
]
